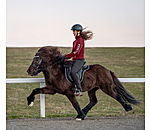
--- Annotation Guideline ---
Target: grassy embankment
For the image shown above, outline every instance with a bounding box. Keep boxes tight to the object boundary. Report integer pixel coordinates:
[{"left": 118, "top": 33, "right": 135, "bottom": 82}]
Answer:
[{"left": 6, "top": 47, "right": 145, "bottom": 119}]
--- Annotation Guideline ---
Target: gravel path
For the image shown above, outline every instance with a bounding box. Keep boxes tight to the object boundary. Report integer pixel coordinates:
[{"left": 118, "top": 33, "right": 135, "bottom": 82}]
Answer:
[{"left": 6, "top": 116, "right": 145, "bottom": 130}]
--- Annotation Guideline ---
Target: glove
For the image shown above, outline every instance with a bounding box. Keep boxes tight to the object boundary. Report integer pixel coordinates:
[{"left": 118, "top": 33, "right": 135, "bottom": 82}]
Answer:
[{"left": 61, "top": 55, "right": 66, "bottom": 61}]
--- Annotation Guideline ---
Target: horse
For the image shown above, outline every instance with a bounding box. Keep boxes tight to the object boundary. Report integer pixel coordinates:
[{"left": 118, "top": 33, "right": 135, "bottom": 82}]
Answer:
[{"left": 27, "top": 46, "right": 142, "bottom": 120}]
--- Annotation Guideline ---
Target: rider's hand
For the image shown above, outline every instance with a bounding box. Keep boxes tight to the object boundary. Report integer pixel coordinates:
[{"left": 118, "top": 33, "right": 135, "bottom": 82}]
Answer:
[{"left": 61, "top": 55, "right": 66, "bottom": 61}]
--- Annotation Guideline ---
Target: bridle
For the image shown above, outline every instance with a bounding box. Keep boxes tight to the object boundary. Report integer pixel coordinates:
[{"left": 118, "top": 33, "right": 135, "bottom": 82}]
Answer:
[
  {"left": 30, "top": 55, "right": 94, "bottom": 78},
  {"left": 31, "top": 56, "right": 43, "bottom": 71},
  {"left": 31, "top": 55, "right": 62, "bottom": 72}
]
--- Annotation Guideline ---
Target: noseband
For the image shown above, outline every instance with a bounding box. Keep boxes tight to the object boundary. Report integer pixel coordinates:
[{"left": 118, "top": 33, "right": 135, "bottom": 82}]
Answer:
[{"left": 31, "top": 56, "right": 42, "bottom": 70}]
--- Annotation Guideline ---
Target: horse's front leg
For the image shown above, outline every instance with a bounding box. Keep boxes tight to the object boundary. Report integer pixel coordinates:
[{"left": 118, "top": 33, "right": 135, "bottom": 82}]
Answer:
[
  {"left": 66, "top": 91, "right": 85, "bottom": 120},
  {"left": 27, "top": 86, "right": 55, "bottom": 108}
]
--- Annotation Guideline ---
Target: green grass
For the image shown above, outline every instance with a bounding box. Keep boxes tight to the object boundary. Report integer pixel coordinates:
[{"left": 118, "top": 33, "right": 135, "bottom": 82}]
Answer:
[{"left": 6, "top": 47, "right": 145, "bottom": 119}]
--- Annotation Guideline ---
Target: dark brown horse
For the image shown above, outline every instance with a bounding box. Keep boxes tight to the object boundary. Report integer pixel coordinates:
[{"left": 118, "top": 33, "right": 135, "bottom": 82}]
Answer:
[{"left": 27, "top": 46, "right": 142, "bottom": 120}]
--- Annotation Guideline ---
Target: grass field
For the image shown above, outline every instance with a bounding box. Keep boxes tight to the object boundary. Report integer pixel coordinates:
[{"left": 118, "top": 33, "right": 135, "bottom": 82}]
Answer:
[{"left": 6, "top": 47, "right": 145, "bottom": 119}]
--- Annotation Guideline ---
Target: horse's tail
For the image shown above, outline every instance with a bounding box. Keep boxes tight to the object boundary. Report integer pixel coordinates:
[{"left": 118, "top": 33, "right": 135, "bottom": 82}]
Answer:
[{"left": 110, "top": 70, "right": 142, "bottom": 105}]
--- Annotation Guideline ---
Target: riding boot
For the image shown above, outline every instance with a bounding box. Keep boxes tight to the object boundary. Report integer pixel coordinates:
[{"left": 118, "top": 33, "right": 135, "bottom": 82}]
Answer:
[
  {"left": 72, "top": 84, "right": 78, "bottom": 93},
  {"left": 74, "top": 81, "right": 83, "bottom": 96},
  {"left": 75, "top": 87, "right": 83, "bottom": 96}
]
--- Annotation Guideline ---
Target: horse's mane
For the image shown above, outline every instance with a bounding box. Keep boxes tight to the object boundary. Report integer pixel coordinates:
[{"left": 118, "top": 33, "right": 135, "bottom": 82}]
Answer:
[
  {"left": 37, "top": 46, "right": 62, "bottom": 62},
  {"left": 36, "top": 46, "right": 72, "bottom": 67},
  {"left": 38, "top": 46, "right": 61, "bottom": 57}
]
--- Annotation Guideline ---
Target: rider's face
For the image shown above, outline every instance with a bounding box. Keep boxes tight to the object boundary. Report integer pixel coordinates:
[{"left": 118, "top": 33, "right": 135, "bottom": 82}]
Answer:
[{"left": 73, "top": 30, "right": 80, "bottom": 37}]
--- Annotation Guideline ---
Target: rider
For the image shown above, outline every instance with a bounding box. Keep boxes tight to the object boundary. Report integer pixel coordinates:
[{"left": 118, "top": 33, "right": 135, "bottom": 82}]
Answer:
[{"left": 62, "top": 24, "right": 93, "bottom": 96}]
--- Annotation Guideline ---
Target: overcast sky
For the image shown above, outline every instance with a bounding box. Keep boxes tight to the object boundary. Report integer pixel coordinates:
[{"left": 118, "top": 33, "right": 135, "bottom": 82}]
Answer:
[{"left": 6, "top": 0, "right": 145, "bottom": 47}]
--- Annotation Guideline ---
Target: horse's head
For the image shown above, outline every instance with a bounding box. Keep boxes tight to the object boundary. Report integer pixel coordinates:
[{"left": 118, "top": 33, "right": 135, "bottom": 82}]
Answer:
[
  {"left": 27, "top": 46, "right": 61, "bottom": 76},
  {"left": 27, "top": 55, "right": 43, "bottom": 76}
]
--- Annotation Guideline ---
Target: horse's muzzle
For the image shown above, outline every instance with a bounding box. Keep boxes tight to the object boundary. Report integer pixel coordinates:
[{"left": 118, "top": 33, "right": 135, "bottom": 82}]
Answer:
[
  {"left": 27, "top": 67, "right": 39, "bottom": 76},
  {"left": 27, "top": 66, "right": 35, "bottom": 76},
  {"left": 27, "top": 69, "right": 32, "bottom": 75}
]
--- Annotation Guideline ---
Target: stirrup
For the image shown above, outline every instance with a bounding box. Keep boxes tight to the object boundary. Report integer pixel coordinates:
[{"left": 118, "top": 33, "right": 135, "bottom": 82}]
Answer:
[{"left": 72, "top": 87, "right": 78, "bottom": 93}]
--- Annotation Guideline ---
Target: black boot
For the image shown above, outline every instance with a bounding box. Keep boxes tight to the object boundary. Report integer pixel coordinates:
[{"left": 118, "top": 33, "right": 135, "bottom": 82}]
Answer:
[
  {"left": 72, "top": 84, "right": 78, "bottom": 93},
  {"left": 74, "top": 85, "right": 83, "bottom": 96}
]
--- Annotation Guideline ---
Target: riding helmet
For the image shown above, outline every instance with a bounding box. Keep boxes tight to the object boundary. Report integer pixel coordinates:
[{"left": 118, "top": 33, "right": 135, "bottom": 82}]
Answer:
[{"left": 71, "top": 24, "right": 83, "bottom": 31}]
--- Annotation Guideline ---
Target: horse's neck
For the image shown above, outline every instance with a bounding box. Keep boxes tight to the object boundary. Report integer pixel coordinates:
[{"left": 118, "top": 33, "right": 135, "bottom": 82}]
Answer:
[
  {"left": 42, "top": 69, "right": 49, "bottom": 79},
  {"left": 43, "top": 64, "right": 62, "bottom": 78}
]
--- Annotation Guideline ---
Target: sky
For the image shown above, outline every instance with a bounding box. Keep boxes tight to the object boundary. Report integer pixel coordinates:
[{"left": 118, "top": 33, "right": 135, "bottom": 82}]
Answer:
[{"left": 6, "top": 0, "right": 145, "bottom": 47}]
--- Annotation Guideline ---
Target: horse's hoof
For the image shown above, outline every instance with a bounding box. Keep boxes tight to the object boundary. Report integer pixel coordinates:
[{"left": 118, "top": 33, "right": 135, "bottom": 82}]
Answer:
[
  {"left": 125, "top": 104, "right": 133, "bottom": 112},
  {"left": 29, "top": 102, "right": 34, "bottom": 108},
  {"left": 75, "top": 118, "right": 82, "bottom": 121}
]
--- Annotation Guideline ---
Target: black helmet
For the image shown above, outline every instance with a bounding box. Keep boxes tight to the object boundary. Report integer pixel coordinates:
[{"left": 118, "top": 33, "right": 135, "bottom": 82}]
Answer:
[{"left": 71, "top": 24, "right": 83, "bottom": 31}]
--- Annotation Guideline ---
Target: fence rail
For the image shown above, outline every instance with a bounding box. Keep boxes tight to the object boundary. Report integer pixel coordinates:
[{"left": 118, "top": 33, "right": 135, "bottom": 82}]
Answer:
[
  {"left": 6, "top": 78, "right": 145, "bottom": 84},
  {"left": 6, "top": 78, "right": 145, "bottom": 117}
]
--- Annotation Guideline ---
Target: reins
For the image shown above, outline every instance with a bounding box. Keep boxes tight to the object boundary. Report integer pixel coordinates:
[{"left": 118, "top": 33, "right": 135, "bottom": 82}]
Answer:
[
  {"left": 32, "top": 55, "right": 94, "bottom": 78},
  {"left": 42, "top": 59, "right": 63, "bottom": 71}
]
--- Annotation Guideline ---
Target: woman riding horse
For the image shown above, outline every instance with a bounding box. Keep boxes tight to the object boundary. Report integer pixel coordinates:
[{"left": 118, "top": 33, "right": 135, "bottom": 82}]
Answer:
[
  {"left": 62, "top": 24, "right": 93, "bottom": 96},
  {"left": 27, "top": 25, "right": 142, "bottom": 120}
]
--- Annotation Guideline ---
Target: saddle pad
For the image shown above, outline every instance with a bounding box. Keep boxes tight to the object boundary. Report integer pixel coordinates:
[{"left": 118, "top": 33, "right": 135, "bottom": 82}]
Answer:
[{"left": 65, "top": 65, "right": 90, "bottom": 84}]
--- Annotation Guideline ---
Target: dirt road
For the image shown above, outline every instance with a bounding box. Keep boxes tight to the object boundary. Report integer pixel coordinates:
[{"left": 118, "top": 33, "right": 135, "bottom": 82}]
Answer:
[{"left": 6, "top": 116, "right": 145, "bottom": 130}]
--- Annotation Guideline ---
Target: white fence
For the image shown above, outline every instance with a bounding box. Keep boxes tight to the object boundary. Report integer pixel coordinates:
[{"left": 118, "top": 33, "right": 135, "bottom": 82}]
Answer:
[{"left": 6, "top": 78, "right": 145, "bottom": 117}]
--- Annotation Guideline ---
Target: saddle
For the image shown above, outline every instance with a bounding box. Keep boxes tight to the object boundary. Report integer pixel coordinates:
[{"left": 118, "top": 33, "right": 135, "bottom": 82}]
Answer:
[{"left": 64, "top": 61, "right": 90, "bottom": 84}]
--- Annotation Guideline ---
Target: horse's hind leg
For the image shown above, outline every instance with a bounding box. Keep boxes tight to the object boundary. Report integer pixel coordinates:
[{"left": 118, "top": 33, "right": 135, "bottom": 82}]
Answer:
[
  {"left": 27, "top": 86, "right": 55, "bottom": 107},
  {"left": 82, "top": 87, "right": 98, "bottom": 116},
  {"left": 101, "top": 84, "right": 132, "bottom": 112},
  {"left": 116, "top": 94, "right": 133, "bottom": 111}
]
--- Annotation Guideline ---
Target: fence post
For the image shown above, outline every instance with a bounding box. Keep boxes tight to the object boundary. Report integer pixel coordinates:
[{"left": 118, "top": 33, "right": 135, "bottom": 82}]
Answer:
[{"left": 40, "top": 82, "right": 45, "bottom": 117}]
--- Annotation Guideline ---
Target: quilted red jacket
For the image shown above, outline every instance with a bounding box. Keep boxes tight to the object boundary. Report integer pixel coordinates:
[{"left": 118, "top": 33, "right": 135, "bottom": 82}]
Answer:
[{"left": 65, "top": 35, "right": 85, "bottom": 60}]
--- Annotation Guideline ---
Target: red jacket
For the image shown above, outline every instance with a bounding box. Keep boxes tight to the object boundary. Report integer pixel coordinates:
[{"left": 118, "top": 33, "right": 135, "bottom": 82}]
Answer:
[{"left": 65, "top": 35, "right": 85, "bottom": 60}]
